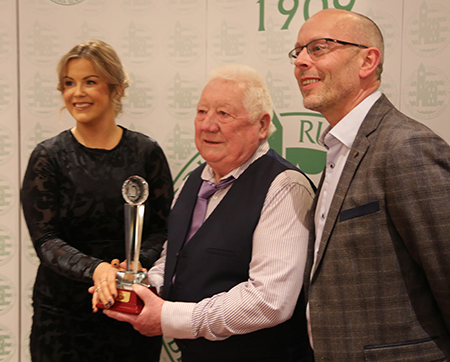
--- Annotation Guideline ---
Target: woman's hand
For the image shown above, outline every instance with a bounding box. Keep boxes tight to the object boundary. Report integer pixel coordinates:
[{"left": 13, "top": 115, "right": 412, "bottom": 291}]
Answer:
[
  {"left": 89, "top": 259, "right": 148, "bottom": 312},
  {"left": 91, "top": 261, "right": 120, "bottom": 312}
]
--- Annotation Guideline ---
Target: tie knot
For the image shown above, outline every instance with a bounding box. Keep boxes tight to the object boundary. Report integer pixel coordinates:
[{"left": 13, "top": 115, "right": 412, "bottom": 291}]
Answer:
[{"left": 198, "top": 176, "right": 235, "bottom": 200}]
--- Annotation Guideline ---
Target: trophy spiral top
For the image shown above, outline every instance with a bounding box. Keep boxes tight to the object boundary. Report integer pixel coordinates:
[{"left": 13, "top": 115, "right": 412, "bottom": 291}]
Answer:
[{"left": 122, "top": 176, "right": 149, "bottom": 205}]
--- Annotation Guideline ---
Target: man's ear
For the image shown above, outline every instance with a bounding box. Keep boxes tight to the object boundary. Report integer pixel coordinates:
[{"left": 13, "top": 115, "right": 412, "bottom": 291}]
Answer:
[
  {"left": 359, "top": 47, "right": 381, "bottom": 79},
  {"left": 258, "top": 113, "right": 271, "bottom": 140}
]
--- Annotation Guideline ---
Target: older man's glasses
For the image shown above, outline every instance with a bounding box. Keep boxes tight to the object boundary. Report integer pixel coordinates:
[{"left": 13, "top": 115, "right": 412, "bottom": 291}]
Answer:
[{"left": 288, "top": 38, "right": 368, "bottom": 64}]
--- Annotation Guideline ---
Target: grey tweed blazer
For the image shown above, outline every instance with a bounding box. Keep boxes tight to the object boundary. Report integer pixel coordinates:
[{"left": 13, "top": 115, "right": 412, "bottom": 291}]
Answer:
[{"left": 304, "top": 95, "right": 450, "bottom": 361}]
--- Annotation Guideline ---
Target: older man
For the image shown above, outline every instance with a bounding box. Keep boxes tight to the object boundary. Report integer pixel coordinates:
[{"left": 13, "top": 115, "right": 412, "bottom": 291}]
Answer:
[
  {"left": 290, "top": 9, "right": 450, "bottom": 360},
  {"left": 104, "top": 64, "right": 315, "bottom": 362}
]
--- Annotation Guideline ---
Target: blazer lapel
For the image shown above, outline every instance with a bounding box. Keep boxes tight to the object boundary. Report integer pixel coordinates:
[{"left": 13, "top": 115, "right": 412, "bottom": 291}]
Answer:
[{"left": 310, "top": 94, "right": 392, "bottom": 279}]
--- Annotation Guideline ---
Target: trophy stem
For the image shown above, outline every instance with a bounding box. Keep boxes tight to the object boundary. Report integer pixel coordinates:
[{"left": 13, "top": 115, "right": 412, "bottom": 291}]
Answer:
[
  {"left": 134, "top": 204, "right": 145, "bottom": 273},
  {"left": 97, "top": 175, "right": 150, "bottom": 314},
  {"left": 124, "top": 204, "right": 145, "bottom": 274}
]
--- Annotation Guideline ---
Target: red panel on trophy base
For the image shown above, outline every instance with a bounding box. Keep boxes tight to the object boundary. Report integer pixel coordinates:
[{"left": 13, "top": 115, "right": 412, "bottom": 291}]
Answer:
[{"left": 97, "top": 288, "right": 143, "bottom": 314}]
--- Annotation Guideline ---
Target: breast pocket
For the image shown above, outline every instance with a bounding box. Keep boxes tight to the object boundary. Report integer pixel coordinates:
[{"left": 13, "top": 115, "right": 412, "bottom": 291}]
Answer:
[
  {"left": 363, "top": 337, "right": 446, "bottom": 362},
  {"left": 340, "top": 200, "right": 380, "bottom": 222}
]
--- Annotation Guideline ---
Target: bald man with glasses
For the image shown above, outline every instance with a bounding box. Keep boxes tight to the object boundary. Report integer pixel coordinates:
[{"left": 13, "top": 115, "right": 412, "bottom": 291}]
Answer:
[{"left": 291, "top": 9, "right": 450, "bottom": 361}]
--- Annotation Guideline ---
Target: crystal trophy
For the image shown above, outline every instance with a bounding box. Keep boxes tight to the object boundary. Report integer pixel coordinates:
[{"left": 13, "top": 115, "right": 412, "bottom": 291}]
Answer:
[{"left": 97, "top": 175, "right": 153, "bottom": 314}]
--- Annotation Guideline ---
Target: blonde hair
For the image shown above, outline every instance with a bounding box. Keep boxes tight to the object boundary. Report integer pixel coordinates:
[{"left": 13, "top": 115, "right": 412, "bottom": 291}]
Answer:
[
  {"left": 56, "top": 39, "right": 129, "bottom": 116},
  {"left": 207, "top": 64, "right": 276, "bottom": 135}
]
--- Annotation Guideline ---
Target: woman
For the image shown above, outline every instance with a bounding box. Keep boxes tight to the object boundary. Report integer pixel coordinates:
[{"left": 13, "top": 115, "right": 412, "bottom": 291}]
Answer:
[{"left": 21, "top": 39, "right": 173, "bottom": 362}]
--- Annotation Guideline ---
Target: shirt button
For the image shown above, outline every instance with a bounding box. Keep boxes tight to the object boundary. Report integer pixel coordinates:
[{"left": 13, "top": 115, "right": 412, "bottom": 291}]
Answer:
[
  {"left": 330, "top": 163, "right": 335, "bottom": 169},
  {"left": 321, "top": 213, "right": 325, "bottom": 219}
]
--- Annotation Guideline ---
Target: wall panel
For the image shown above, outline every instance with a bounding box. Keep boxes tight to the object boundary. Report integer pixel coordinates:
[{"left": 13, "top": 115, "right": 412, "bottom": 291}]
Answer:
[{"left": 0, "top": 1, "right": 446, "bottom": 361}]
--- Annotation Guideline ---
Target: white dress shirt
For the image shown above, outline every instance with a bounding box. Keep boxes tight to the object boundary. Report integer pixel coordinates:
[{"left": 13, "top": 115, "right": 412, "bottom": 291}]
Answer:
[
  {"left": 148, "top": 140, "right": 315, "bottom": 341},
  {"left": 313, "top": 90, "right": 382, "bottom": 267}
]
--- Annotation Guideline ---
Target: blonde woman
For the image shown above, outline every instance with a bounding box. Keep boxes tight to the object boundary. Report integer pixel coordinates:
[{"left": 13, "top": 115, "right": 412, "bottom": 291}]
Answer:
[{"left": 21, "top": 39, "right": 173, "bottom": 362}]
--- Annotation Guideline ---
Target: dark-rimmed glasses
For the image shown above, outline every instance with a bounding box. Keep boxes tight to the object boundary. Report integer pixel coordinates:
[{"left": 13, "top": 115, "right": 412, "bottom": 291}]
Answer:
[{"left": 288, "top": 38, "right": 368, "bottom": 64}]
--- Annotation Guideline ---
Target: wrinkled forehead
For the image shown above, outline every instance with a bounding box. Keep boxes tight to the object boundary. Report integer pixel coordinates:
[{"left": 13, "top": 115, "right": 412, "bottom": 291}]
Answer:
[
  {"left": 203, "top": 79, "right": 244, "bottom": 97},
  {"left": 198, "top": 78, "right": 246, "bottom": 108}
]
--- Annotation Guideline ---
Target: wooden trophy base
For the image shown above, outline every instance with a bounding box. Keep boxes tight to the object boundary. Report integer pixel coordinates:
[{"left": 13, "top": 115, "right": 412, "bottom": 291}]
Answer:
[{"left": 97, "top": 287, "right": 144, "bottom": 314}]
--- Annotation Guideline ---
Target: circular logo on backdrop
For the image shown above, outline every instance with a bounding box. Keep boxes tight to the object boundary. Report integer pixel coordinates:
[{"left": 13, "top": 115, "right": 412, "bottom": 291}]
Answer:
[
  {"left": 0, "top": 324, "right": 16, "bottom": 362},
  {"left": 0, "top": 274, "right": 16, "bottom": 316},
  {"left": 0, "top": 74, "right": 13, "bottom": 114},
  {"left": 212, "top": 0, "right": 245, "bottom": 12},
  {"left": 70, "top": 22, "right": 109, "bottom": 46},
  {"left": 405, "top": 2, "right": 450, "bottom": 58},
  {"left": 119, "top": 0, "right": 156, "bottom": 15},
  {"left": 121, "top": 22, "right": 156, "bottom": 67},
  {"left": 23, "top": 279, "right": 35, "bottom": 314},
  {"left": 265, "top": 71, "right": 297, "bottom": 111},
  {"left": 275, "top": 111, "right": 327, "bottom": 186},
  {"left": 51, "top": 0, "right": 85, "bottom": 5},
  {"left": 210, "top": 20, "right": 249, "bottom": 64},
  {"left": 367, "top": 8, "right": 400, "bottom": 58},
  {"left": 76, "top": 0, "right": 108, "bottom": 15},
  {"left": 255, "top": 17, "right": 293, "bottom": 66},
  {"left": 22, "top": 0, "right": 57, "bottom": 13},
  {"left": 123, "top": 73, "right": 158, "bottom": 119},
  {"left": 164, "top": 21, "right": 202, "bottom": 68},
  {"left": 23, "top": 234, "right": 39, "bottom": 267},
  {"left": 121, "top": 123, "right": 156, "bottom": 142},
  {"left": 166, "top": 0, "right": 202, "bottom": 13},
  {"left": 0, "top": 225, "right": 15, "bottom": 267},
  {"left": 379, "top": 73, "right": 399, "bottom": 107},
  {"left": 24, "top": 72, "right": 61, "bottom": 119},
  {"left": 404, "top": 63, "right": 450, "bottom": 120},
  {"left": 23, "top": 22, "right": 64, "bottom": 67},
  {"left": 25, "top": 123, "right": 59, "bottom": 153},
  {"left": 0, "top": 23, "right": 12, "bottom": 63},
  {"left": 0, "top": 125, "right": 14, "bottom": 167},
  {"left": 22, "top": 331, "right": 31, "bottom": 362},
  {"left": 163, "top": 124, "right": 198, "bottom": 184},
  {"left": 163, "top": 73, "right": 200, "bottom": 120},
  {"left": 0, "top": 175, "right": 15, "bottom": 217}
]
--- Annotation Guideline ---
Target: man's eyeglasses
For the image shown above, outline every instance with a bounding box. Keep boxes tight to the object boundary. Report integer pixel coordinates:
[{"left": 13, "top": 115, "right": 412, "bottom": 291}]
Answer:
[{"left": 288, "top": 38, "right": 368, "bottom": 64}]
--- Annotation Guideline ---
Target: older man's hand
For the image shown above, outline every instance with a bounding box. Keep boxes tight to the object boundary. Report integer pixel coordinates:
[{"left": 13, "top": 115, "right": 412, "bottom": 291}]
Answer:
[{"left": 104, "top": 284, "right": 164, "bottom": 337}]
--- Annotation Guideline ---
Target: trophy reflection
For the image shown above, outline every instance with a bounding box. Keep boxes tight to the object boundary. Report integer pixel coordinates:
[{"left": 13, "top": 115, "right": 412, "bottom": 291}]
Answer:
[{"left": 97, "top": 175, "right": 153, "bottom": 314}]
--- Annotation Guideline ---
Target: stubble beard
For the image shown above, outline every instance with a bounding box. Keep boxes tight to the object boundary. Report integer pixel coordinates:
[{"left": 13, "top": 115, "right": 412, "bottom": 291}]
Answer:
[
  {"left": 301, "top": 88, "right": 330, "bottom": 114},
  {"left": 301, "top": 81, "right": 355, "bottom": 116}
]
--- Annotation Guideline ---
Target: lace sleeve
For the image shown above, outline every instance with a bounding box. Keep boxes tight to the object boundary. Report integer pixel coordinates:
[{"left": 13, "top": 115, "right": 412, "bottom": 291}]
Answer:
[{"left": 21, "top": 145, "right": 102, "bottom": 283}]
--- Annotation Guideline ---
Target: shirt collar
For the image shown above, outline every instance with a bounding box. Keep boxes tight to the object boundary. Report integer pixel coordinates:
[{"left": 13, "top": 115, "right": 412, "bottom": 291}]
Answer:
[
  {"left": 319, "top": 90, "right": 382, "bottom": 150},
  {"left": 202, "top": 140, "right": 269, "bottom": 183}
]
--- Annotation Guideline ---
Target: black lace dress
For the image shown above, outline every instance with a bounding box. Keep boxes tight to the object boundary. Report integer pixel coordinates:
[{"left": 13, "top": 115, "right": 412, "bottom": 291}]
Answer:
[{"left": 21, "top": 127, "right": 174, "bottom": 362}]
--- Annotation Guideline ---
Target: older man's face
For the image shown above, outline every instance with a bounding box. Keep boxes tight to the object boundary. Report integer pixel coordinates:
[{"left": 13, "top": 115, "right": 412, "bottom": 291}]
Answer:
[{"left": 195, "top": 79, "right": 268, "bottom": 179}]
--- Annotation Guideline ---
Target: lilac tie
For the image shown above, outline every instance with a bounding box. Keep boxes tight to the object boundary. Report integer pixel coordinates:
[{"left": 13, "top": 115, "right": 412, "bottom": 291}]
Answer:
[{"left": 186, "top": 176, "right": 235, "bottom": 242}]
